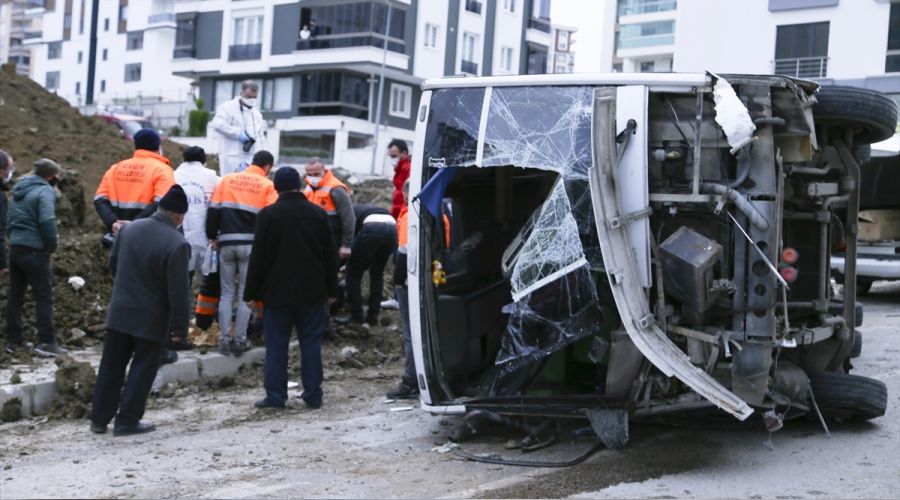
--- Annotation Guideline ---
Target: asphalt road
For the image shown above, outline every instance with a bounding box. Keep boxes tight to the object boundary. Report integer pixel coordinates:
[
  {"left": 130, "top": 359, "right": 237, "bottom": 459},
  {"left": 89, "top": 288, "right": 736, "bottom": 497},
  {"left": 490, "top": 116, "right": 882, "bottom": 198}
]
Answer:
[{"left": 0, "top": 282, "right": 897, "bottom": 499}]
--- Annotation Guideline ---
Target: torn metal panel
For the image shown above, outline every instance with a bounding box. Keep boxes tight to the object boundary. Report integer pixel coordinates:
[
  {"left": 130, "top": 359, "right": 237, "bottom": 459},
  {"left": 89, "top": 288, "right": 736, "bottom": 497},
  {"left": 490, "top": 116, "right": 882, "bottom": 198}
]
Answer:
[
  {"left": 710, "top": 73, "right": 757, "bottom": 154},
  {"left": 589, "top": 87, "right": 754, "bottom": 421}
]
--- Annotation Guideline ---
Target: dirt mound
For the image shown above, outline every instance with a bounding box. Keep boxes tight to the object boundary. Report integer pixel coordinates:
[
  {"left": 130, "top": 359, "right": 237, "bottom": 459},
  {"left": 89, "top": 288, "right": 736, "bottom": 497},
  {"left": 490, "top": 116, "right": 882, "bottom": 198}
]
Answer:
[
  {"left": 1, "top": 397, "right": 22, "bottom": 422},
  {"left": 48, "top": 356, "right": 96, "bottom": 419}
]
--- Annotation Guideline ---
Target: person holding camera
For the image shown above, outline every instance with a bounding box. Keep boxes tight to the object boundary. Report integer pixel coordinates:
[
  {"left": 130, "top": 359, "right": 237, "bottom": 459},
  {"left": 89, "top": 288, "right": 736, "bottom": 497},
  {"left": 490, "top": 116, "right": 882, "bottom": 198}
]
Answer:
[{"left": 210, "top": 80, "right": 267, "bottom": 176}]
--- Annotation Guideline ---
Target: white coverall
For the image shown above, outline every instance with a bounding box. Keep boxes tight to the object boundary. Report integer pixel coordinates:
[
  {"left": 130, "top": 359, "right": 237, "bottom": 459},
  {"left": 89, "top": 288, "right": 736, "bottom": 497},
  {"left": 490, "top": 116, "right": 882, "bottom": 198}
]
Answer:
[
  {"left": 174, "top": 161, "right": 221, "bottom": 272},
  {"left": 210, "top": 96, "right": 267, "bottom": 176}
]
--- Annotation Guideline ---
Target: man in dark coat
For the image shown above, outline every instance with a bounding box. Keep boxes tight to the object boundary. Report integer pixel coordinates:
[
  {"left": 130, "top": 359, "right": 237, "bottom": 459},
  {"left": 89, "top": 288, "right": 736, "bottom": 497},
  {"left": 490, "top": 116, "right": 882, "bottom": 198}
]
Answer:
[
  {"left": 245, "top": 167, "right": 337, "bottom": 410},
  {"left": 334, "top": 203, "right": 397, "bottom": 326},
  {"left": 90, "top": 185, "right": 191, "bottom": 436}
]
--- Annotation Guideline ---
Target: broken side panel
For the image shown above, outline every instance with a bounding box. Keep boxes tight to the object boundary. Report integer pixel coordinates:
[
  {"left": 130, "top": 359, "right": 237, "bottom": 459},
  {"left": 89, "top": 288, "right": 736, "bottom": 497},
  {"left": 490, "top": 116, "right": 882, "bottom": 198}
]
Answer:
[
  {"left": 615, "top": 85, "right": 651, "bottom": 288},
  {"left": 422, "top": 88, "right": 485, "bottom": 167}
]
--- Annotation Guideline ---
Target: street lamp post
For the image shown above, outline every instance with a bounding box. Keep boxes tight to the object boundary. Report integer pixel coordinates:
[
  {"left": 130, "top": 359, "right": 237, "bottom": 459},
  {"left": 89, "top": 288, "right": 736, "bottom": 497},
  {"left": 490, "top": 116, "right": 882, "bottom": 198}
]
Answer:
[{"left": 369, "top": 0, "right": 393, "bottom": 176}]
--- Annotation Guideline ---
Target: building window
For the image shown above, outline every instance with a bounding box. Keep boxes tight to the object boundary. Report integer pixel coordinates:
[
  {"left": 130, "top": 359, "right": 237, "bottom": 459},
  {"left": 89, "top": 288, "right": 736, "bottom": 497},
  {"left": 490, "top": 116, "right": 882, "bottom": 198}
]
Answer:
[
  {"left": 461, "top": 32, "right": 478, "bottom": 74},
  {"left": 424, "top": 23, "right": 439, "bottom": 49},
  {"left": 298, "top": 2, "right": 407, "bottom": 53},
  {"left": 118, "top": 5, "right": 127, "bottom": 23},
  {"left": 526, "top": 45, "right": 547, "bottom": 74},
  {"left": 47, "top": 41, "right": 61, "bottom": 59},
  {"left": 63, "top": 13, "right": 71, "bottom": 29},
  {"left": 76, "top": 51, "right": 82, "bottom": 63},
  {"left": 389, "top": 83, "right": 411, "bottom": 118},
  {"left": 616, "top": 20, "right": 675, "bottom": 49},
  {"left": 78, "top": 0, "right": 84, "bottom": 34},
  {"left": 174, "top": 15, "right": 196, "bottom": 58},
  {"left": 100, "top": 80, "right": 106, "bottom": 93},
  {"left": 124, "top": 63, "right": 141, "bottom": 82},
  {"left": 127, "top": 31, "right": 143, "bottom": 51},
  {"left": 298, "top": 71, "right": 370, "bottom": 119},
  {"left": 261, "top": 77, "right": 293, "bottom": 112},
  {"left": 104, "top": 18, "right": 109, "bottom": 32},
  {"left": 45, "top": 71, "right": 60, "bottom": 90},
  {"left": 886, "top": 3, "right": 900, "bottom": 72},
  {"left": 612, "top": 62, "right": 623, "bottom": 72},
  {"left": 102, "top": 48, "right": 108, "bottom": 60},
  {"left": 504, "top": 0, "right": 515, "bottom": 13},
  {"left": 464, "top": 0, "right": 483, "bottom": 14},
  {"left": 556, "top": 30, "right": 569, "bottom": 51},
  {"left": 639, "top": 61, "right": 655, "bottom": 73},
  {"left": 500, "top": 46, "right": 514, "bottom": 72},
  {"left": 230, "top": 14, "right": 263, "bottom": 60},
  {"left": 75, "top": 81, "right": 80, "bottom": 95},
  {"left": 774, "top": 22, "right": 829, "bottom": 78},
  {"left": 617, "top": 0, "right": 677, "bottom": 17}
]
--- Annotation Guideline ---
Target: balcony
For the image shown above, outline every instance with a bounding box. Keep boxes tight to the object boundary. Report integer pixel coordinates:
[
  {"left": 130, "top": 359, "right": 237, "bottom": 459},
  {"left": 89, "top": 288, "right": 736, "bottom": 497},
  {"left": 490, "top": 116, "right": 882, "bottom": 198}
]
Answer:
[
  {"left": 465, "top": 0, "right": 483, "bottom": 14},
  {"left": 297, "top": 34, "right": 404, "bottom": 53},
  {"left": 173, "top": 45, "right": 195, "bottom": 59},
  {"left": 528, "top": 17, "right": 551, "bottom": 33},
  {"left": 23, "top": 31, "right": 42, "bottom": 40},
  {"left": 228, "top": 43, "right": 262, "bottom": 61},
  {"left": 617, "top": 0, "right": 677, "bottom": 17},
  {"left": 774, "top": 56, "right": 828, "bottom": 79},
  {"left": 147, "top": 12, "right": 176, "bottom": 28},
  {"left": 616, "top": 33, "right": 674, "bottom": 49},
  {"left": 460, "top": 59, "right": 478, "bottom": 75}
]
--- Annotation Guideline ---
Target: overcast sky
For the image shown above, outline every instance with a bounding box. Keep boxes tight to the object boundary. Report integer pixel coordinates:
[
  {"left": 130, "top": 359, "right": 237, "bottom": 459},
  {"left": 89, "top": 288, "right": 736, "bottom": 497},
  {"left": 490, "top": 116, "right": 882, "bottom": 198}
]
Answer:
[{"left": 551, "top": 0, "right": 609, "bottom": 73}]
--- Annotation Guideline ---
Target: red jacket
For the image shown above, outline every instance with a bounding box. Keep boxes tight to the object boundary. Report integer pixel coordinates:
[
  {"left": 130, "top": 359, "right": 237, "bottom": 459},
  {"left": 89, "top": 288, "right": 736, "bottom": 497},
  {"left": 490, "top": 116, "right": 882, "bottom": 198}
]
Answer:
[{"left": 391, "top": 155, "right": 411, "bottom": 219}]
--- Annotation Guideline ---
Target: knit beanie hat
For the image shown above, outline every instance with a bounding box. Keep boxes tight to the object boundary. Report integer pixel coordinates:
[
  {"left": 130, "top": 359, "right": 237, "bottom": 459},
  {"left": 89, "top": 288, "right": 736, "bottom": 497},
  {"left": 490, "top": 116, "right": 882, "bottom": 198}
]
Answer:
[
  {"left": 159, "top": 184, "right": 189, "bottom": 214},
  {"left": 133, "top": 129, "right": 161, "bottom": 151},
  {"left": 33, "top": 158, "right": 61, "bottom": 178},
  {"left": 274, "top": 166, "right": 302, "bottom": 193}
]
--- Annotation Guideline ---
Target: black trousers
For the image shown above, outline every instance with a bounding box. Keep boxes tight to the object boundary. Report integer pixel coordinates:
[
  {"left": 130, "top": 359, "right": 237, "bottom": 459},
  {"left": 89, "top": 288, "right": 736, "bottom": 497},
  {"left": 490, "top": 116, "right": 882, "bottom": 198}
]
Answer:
[
  {"left": 5, "top": 246, "right": 55, "bottom": 345},
  {"left": 91, "top": 329, "right": 163, "bottom": 427},
  {"left": 346, "top": 222, "right": 398, "bottom": 322}
]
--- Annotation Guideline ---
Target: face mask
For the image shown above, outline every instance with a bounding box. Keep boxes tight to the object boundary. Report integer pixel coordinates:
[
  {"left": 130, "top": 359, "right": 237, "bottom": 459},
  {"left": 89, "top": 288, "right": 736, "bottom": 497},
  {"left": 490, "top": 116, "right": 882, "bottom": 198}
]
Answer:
[
  {"left": 307, "top": 175, "right": 322, "bottom": 187},
  {"left": 390, "top": 157, "right": 400, "bottom": 168},
  {"left": 242, "top": 97, "right": 257, "bottom": 108},
  {"left": 3, "top": 169, "right": 12, "bottom": 183}
]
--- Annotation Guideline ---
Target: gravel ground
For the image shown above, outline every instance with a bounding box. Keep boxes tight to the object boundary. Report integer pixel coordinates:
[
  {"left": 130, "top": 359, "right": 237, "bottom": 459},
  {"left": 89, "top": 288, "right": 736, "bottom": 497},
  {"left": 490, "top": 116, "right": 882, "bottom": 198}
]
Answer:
[{"left": 0, "top": 282, "right": 897, "bottom": 499}]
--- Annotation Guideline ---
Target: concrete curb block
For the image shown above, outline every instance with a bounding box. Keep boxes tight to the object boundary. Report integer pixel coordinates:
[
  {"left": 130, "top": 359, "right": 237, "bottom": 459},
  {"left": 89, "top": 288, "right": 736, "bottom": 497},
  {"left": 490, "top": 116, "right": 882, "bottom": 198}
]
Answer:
[{"left": 1, "top": 347, "right": 266, "bottom": 418}]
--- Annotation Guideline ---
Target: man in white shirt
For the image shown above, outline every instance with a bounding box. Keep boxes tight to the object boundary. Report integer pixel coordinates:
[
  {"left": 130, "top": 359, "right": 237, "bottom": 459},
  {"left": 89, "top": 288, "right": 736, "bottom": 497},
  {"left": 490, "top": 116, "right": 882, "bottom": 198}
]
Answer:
[
  {"left": 174, "top": 146, "right": 220, "bottom": 280},
  {"left": 210, "top": 80, "right": 267, "bottom": 176}
]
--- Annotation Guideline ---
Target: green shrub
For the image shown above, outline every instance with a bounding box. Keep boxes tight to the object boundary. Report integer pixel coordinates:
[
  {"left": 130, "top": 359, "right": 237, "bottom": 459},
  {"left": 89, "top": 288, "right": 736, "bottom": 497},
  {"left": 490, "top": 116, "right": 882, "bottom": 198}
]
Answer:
[{"left": 188, "top": 110, "right": 209, "bottom": 137}]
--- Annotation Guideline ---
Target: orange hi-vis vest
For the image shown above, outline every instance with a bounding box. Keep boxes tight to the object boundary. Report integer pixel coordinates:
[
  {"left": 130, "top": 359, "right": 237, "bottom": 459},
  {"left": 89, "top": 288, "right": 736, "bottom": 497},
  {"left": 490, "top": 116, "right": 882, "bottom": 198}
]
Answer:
[
  {"left": 208, "top": 164, "right": 277, "bottom": 245},
  {"left": 94, "top": 150, "right": 175, "bottom": 226},
  {"left": 397, "top": 205, "right": 450, "bottom": 253},
  {"left": 303, "top": 170, "right": 350, "bottom": 215}
]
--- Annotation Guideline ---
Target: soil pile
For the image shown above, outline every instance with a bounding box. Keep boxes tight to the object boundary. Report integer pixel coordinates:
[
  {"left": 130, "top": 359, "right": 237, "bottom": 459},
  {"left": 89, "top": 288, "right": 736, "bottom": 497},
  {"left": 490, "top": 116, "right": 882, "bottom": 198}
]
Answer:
[
  {"left": 48, "top": 356, "right": 96, "bottom": 419},
  {"left": 1, "top": 397, "right": 22, "bottom": 422}
]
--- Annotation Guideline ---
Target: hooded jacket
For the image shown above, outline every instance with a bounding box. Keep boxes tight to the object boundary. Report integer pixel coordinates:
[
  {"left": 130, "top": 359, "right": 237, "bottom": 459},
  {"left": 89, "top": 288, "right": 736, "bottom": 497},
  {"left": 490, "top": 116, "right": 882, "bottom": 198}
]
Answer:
[{"left": 6, "top": 175, "right": 57, "bottom": 252}]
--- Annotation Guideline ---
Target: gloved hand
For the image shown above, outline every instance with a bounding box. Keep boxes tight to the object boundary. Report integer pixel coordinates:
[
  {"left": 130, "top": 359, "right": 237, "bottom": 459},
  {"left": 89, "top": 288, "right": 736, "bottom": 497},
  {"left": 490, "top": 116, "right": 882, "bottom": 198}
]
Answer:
[{"left": 239, "top": 131, "right": 250, "bottom": 144}]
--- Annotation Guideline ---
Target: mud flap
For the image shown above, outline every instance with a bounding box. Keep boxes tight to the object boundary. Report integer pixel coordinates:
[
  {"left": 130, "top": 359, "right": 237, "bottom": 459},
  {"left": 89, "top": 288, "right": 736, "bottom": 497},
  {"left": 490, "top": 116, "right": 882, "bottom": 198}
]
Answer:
[
  {"left": 589, "top": 87, "right": 753, "bottom": 421},
  {"left": 585, "top": 408, "right": 629, "bottom": 450}
]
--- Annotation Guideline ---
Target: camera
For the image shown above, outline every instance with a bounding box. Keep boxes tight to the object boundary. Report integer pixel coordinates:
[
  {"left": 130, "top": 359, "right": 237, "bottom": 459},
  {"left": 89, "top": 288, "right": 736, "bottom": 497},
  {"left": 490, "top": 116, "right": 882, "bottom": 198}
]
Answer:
[{"left": 242, "top": 136, "right": 256, "bottom": 152}]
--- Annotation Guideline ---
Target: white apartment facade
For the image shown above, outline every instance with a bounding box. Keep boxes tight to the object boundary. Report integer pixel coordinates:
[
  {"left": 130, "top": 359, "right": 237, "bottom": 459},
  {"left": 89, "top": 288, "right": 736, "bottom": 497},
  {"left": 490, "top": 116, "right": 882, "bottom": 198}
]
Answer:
[
  {"left": 601, "top": 0, "right": 898, "bottom": 105},
  {"left": 549, "top": 23, "right": 575, "bottom": 73},
  {"left": 1, "top": 0, "right": 43, "bottom": 76},
  {"left": 23, "top": 0, "right": 192, "bottom": 124},
  {"left": 167, "top": 0, "right": 555, "bottom": 175}
]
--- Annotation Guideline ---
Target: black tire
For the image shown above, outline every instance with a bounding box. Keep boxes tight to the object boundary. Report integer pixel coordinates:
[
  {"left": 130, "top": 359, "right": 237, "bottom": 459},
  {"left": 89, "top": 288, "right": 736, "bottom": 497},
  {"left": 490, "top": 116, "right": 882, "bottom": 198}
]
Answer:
[
  {"left": 850, "top": 331, "right": 862, "bottom": 359},
  {"left": 809, "top": 371, "right": 887, "bottom": 421},
  {"left": 857, "top": 279, "right": 873, "bottom": 296},
  {"left": 814, "top": 86, "right": 898, "bottom": 145}
]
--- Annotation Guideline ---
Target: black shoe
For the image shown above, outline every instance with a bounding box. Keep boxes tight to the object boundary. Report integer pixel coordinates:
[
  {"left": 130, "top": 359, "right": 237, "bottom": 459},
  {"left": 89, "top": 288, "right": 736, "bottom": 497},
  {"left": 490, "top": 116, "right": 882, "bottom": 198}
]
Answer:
[
  {"left": 4, "top": 341, "right": 33, "bottom": 355},
  {"left": 218, "top": 340, "right": 232, "bottom": 356},
  {"left": 232, "top": 340, "right": 251, "bottom": 356},
  {"left": 90, "top": 422, "right": 107, "bottom": 434},
  {"left": 113, "top": 421, "right": 156, "bottom": 437},
  {"left": 159, "top": 349, "right": 178, "bottom": 365},
  {"left": 305, "top": 400, "right": 322, "bottom": 410},
  {"left": 166, "top": 338, "right": 194, "bottom": 351},
  {"left": 254, "top": 399, "right": 285, "bottom": 410},
  {"left": 33, "top": 342, "right": 68, "bottom": 358},
  {"left": 386, "top": 380, "right": 420, "bottom": 400}
]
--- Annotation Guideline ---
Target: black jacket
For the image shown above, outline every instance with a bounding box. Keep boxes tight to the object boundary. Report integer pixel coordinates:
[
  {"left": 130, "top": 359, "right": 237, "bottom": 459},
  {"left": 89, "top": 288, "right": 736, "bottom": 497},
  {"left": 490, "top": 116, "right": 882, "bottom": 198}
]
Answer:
[
  {"left": 0, "top": 186, "right": 7, "bottom": 269},
  {"left": 107, "top": 211, "right": 192, "bottom": 342},
  {"left": 244, "top": 191, "right": 337, "bottom": 306},
  {"left": 353, "top": 203, "right": 390, "bottom": 235}
]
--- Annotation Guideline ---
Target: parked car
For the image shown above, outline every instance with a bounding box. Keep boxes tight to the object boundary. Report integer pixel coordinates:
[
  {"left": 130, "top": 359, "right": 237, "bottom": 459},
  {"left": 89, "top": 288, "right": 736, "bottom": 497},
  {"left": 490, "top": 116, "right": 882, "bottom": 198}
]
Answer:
[
  {"left": 404, "top": 73, "right": 896, "bottom": 447},
  {"left": 98, "top": 113, "right": 166, "bottom": 142}
]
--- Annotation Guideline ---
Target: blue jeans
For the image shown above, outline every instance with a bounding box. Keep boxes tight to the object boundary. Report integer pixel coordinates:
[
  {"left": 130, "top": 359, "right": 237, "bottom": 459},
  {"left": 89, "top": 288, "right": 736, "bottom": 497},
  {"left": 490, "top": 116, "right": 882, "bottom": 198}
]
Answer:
[{"left": 263, "top": 303, "right": 327, "bottom": 407}]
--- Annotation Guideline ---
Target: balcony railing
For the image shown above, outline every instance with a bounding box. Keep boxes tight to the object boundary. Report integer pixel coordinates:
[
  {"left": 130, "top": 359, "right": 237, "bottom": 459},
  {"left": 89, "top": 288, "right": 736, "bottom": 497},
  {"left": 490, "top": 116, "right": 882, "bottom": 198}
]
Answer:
[
  {"left": 173, "top": 45, "right": 195, "bottom": 59},
  {"left": 228, "top": 43, "right": 262, "bottom": 61},
  {"left": 461, "top": 60, "right": 478, "bottom": 74},
  {"left": 773, "top": 56, "right": 828, "bottom": 78},
  {"left": 23, "top": 31, "right": 42, "bottom": 39},
  {"left": 617, "top": 0, "right": 677, "bottom": 17},
  {"left": 465, "top": 0, "right": 483, "bottom": 14},
  {"left": 148, "top": 13, "right": 176, "bottom": 25},
  {"left": 296, "top": 33, "right": 405, "bottom": 53},
  {"left": 528, "top": 17, "right": 551, "bottom": 33},
  {"left": 616, "top": 33, "right": 674, "bottom": 49}
]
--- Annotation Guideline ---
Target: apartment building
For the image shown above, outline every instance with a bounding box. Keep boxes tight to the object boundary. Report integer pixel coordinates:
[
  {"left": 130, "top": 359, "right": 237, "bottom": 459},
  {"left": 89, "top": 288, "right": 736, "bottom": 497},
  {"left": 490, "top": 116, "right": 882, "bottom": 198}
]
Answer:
[
  {"left": 1, "top": 0, "right": 43, "bottom": 76},
  {"left": 549, "top": 23, "right": 575, "bottom": 73},
  {"left": 601, "top": 0, "right": 898, "bottom": 106},
  {"left": 23, "top": 0, "right": 192, "bottom": 123},
  {"left": 169, "top": 0, "right": 556, "bottom": 174}
]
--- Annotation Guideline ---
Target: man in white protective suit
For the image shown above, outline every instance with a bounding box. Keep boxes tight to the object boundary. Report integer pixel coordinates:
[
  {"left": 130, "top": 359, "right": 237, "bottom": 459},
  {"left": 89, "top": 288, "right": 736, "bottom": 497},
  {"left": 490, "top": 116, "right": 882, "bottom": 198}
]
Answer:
[{"left": 210, "top": 80, "right": 268, "bottom": 176}]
